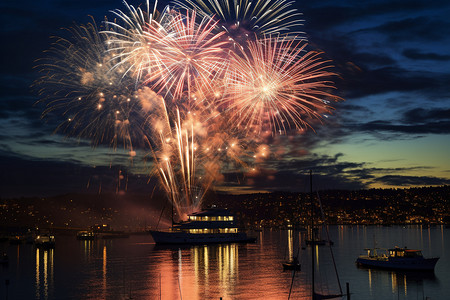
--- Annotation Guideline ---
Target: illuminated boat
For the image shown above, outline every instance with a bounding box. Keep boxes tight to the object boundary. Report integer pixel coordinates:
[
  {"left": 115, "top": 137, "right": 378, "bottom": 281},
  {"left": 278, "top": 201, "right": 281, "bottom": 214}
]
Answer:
[
  {"left": 149, "top": 208, "right": 256, "bottom": 244},
  {"left": 34, "top": 234, "right": 55, "bottom": 248},
  {"left": 356, "top": 246, "right": 439, "bottom": 271},
  {"left": 76, "top": 230, "right": 96, "bottom": 240},
  {"left": 282, "top": 257, "right": 301, "bottom": 271}
]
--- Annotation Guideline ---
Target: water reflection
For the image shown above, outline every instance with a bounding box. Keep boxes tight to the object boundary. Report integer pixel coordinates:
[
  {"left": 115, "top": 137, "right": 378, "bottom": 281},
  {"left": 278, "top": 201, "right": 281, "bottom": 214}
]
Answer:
[
  {"left": 192, "top": 244, "right": 238, "bottom": 297},
  {"left": 288, "top": 229, "right": 293, "bottom": 261},
  {"left": 35, "top": 247, "right": 54, "bottom": 299},
  {"left": 102, "top": 245, "right": 107, "bottom": 298},
  {"left": 81, "top": 240, "right": 93, "bottom": 261},
  {"left": 155, "top": 243, "right": 240, "bottom": 299},
  {"left": 358, "top": 265, "right": 438, "bottom": 299},
  {"left": 5, "top": 226, "right": 446, "bottom": 299}
]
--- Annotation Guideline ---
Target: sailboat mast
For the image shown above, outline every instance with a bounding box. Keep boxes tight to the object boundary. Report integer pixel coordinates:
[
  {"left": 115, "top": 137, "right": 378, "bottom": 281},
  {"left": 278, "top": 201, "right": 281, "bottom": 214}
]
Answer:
[{"left": 310, "top": 169, "right": 314, "bottom": 299}]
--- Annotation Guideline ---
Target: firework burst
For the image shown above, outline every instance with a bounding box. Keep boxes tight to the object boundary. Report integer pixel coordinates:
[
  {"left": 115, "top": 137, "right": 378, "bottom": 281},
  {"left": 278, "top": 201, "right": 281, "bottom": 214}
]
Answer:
[
  {"left": 104, "top": 0, "right": 171, "bottom": 83},
  {"left": 34, "top": 20, "right": 149, "bottom": 151},
  {"left": 221, "top": 35, "right": 341, "bottom": 135},
  {"left": 140, "top": 9, "right": 230, "bottom": 103}
]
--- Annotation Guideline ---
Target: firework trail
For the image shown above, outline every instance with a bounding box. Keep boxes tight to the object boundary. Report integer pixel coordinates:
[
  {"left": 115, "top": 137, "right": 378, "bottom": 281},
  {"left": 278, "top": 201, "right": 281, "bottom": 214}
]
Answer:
[
  {"left": 36, "top": 0, "right": 342, "bottom": 218},
  {"left": 147, "top": 91, "right": 255, "bottom": 217}
]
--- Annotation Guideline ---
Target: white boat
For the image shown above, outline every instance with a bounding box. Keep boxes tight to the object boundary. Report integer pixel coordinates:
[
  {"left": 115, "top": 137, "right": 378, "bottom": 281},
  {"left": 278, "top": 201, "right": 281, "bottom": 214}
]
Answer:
[
  {"left": 149, "top": 208, "right": 256, "bottom": 244},
  {"left": 356, "top": 246, "right": 439, "bottom": 271}
]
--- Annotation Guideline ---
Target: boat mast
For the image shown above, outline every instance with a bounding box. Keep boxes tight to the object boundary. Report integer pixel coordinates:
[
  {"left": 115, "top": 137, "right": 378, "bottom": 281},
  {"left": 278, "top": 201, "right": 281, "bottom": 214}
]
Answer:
[{"left": 310, "top": 169, "right": 314, "bottom": 299}]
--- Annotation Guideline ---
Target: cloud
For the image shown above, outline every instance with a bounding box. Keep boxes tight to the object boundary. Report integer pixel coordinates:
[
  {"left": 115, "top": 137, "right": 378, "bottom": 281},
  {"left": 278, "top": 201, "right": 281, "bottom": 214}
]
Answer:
[
  {"left": 350, "top": 108, "right": 450, "bottom": 135},
  {"left": 372, "top": 175, "right": 450, "bottom": 186},
  {"left": 402, "top": 108, "right": 450, "bottom": 124},
  {"left": 356, "top": 120, "right": 450, "bottom": 135},
  {"left": 403, "top": 49, "right": 450, "bottom": 61},
  {"left": 370, "top": 17, "right": 450, "bottom": 42},
  {"left": 0, "top": 151, "right": 155, "bottom": 198},
  {"left": 300, "top": 0, "right": 450, "bottom": 34},
  {"left": 217, "top": 153, "right": 370, "bottom": 193}
]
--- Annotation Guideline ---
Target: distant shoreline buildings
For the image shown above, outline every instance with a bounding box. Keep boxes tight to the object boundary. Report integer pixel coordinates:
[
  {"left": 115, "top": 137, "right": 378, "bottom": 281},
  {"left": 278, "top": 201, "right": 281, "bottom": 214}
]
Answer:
[{"left": 0, "top": 186, "right": 448, "bottom": 231}]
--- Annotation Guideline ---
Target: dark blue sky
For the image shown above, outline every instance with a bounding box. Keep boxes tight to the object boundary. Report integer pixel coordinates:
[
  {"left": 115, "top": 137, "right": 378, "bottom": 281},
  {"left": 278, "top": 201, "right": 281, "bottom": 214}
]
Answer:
[{"left": 1, "top": 0, "right": 449, "bottom": 198}]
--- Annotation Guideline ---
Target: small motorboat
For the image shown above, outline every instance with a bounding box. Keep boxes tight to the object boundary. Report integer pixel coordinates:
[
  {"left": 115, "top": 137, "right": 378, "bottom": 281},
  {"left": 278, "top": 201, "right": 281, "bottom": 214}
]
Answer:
[
  {"left": 35, "top": 234, "right": 56, "bottom": 248},
  {"left": 76, "top": 231, "right": 96, "bottom": 240},
  {"left": 282, "top": 257, "right": 301, "bottom": 271},
  {"left": 356, "top": 246, "right": 439, "bottom": 271}
]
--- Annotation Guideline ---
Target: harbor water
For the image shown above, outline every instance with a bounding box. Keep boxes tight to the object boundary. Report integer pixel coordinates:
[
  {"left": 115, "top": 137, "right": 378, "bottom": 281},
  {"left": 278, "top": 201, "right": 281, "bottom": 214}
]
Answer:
[{"left": 0, "top": 225, "right": 448, "bottom": 299}]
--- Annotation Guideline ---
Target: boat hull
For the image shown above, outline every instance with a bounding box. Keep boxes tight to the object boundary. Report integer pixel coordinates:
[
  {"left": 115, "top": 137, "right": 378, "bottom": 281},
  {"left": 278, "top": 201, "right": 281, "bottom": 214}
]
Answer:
[
  {"left": 356, "top": 256, "right": 439, "bottom": 271},
  {"left": 149, "top": 230, "right": 256, "bottom": 244},
  {"left": 282, "top": 261, "right": 301, "bottom": 271}
]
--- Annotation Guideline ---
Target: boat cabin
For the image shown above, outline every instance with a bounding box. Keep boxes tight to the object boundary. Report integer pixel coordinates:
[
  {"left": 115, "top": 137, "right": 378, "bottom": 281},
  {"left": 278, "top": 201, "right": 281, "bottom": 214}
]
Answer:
[
  {"left": 172, "top": 208, "right": 239, "bottom": 234},
  {"left": 388, "top": 247, "right": 423, "bottom": 258},
  {"left": 188, "top": 214, "right": 234, "bottom": 221}
]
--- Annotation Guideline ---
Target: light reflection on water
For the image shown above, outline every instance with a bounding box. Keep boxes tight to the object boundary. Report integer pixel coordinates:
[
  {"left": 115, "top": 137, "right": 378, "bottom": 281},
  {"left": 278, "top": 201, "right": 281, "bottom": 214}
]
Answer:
[
  {"left": 0, "top": 225, "right": 448, "bottom": 299},
  {"left": 34, "top": 248, "right": 54, "bottom": 299}
]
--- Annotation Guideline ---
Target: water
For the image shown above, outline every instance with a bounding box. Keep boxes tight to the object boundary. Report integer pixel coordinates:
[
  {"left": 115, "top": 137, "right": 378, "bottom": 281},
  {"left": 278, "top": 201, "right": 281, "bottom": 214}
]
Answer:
[{"left": 0, "top": 225, "right": 448, "bottom": 299}]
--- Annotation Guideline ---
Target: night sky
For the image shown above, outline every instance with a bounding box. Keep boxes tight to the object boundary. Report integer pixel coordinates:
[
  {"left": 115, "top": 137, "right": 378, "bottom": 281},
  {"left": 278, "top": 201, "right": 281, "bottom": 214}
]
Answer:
[{"left": 1, "top": 0, "right": 449, "bottom": 198}]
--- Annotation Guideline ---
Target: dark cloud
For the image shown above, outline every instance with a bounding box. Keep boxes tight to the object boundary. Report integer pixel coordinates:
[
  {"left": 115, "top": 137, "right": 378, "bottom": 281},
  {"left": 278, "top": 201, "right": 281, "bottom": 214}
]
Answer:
[
  {"left": 346, "top": 107, "right": 450, "bottom": 136},
  {"left": 357, "top": 120, "right": 450, "bottom": 135},
  {"left": 300, "top": 0, "right": 450, "bottom": 31},
  {"left": 402, "top": 108, "right": 450, "bottom": 124},
  {"left": 335, "top": 103, "right": 372, "bottom": 114},
  {"left": 372, "top": 175, "right": 450, "bottom": 186},
  {"left": 219, "top": 153, "right": 369, "bottom": 193},
  {"left": 220, "top": 168, "right": 367, "bottom": 193},
  {"left": 0, "top": 151, "right": 155, "bottom": 198},
  {"left": 341, "top": 67, "right": 450, "bottom": 99},
  {"left": 346, "top": 166, "right": 432, "bottom": 180},
  {"left": 370, "top": 17, "right": 450, "bottom": 42},
  {"left": 300, "top": 31, "right": 448, "bottom": 101},
  {"left": 403, "top": 49, "right": 450, "bottom": 61}
]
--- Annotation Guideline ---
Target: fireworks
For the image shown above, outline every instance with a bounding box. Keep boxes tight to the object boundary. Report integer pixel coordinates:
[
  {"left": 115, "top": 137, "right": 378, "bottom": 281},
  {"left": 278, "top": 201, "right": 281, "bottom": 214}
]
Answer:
[
  {"left": 35, "top": 0, "right": 341, "bottom": 217},
  {"left": 34, "top": 20, "right": 149, "bottom": 151},
  {"left": 222, "top": 36, "right": 340, "bottom": 134},
  {"left": 174, "top": 0, "right": 305, "bottom": 44},
  {"left": 141, "top": 9, "right": 230, "bottom": 103},
  {"left": 105, "top": 0, "right": 171, "bottom": 83}
]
